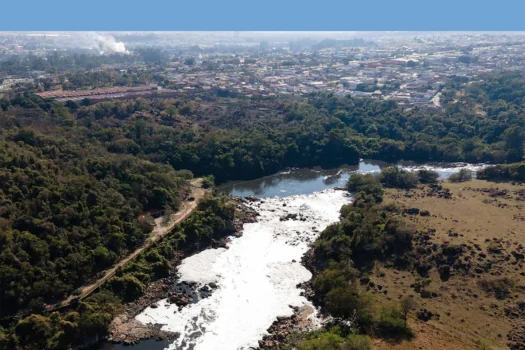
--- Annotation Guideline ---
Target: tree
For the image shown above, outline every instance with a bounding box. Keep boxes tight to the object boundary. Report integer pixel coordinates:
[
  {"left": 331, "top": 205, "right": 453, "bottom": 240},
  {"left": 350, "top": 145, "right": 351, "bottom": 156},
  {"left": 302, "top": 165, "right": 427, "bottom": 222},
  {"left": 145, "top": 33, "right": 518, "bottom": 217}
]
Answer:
[
  {"left": 503, "top": 126, "right": 525, "bottom": 162},
  {"left": 110, "top": 274, "right": 145, "bottom": 301},
  {"left": 184, "top": 57, "right": 196, "bottom": 66},
  {"left": 0, "top": 328, "right": 10, "bottom": 350},
  {"left": 416, "top": 169, "right": 439, "bottom": 184},
  {"left": 449, "top": 169, "right": 472, "bottom": 183},
  {"left": 399, "top": 296, "right": 416, "bottom": 325},
  {"left": 165, "top": 105, "right": 178, "bottom": 118},
  {"left": 78, "top": 312, "right": 112, "bottom": 338},
  {"left": 379, "top": 167, "right": 419, "bottom": 189},
  {"left": 15, "top": 314, "right": 54, "bottom": 350},
  {"left": 375, "top": 303, "right": 413, "bottom": 339},
  {"left": 346, "top": 173, "right": 383, "bottom": 203}
]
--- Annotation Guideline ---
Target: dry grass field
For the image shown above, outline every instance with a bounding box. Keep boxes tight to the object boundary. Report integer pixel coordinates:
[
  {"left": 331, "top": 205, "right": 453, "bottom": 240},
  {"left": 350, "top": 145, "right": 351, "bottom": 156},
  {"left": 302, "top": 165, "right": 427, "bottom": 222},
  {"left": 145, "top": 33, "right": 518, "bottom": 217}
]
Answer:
[{"left": 372, "top": 180, "right": 525, "bottom": 350}]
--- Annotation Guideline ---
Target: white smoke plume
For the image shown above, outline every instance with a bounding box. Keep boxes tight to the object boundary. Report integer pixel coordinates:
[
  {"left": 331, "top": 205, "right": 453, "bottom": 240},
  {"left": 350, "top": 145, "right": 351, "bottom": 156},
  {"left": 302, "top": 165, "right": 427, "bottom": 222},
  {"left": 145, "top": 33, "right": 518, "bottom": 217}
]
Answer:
[{"left": 92, "top": 33, "right": 128, "bottom": 54}]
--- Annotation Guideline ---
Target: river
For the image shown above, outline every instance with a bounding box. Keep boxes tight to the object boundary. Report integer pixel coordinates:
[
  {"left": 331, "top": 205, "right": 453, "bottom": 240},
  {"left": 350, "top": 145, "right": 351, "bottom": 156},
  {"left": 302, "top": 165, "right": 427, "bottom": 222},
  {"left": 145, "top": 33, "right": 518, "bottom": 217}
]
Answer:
[
  {"left": 217, "top": 159, "right": 486, "bottom": 198},
  {"left": 100, "top": 160, "right": 486, "bottom": 350}
]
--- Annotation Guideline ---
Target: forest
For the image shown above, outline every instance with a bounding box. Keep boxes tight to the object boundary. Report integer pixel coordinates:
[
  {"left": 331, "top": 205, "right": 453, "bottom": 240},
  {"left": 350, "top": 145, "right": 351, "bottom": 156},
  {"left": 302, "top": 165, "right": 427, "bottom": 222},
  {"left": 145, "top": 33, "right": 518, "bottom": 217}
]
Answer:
[
  {"left": 3, "top": 71, "right": 524, "bottom": 183},
  {"left": 0, "top": 71, "right": 523, "bottom": 348}
]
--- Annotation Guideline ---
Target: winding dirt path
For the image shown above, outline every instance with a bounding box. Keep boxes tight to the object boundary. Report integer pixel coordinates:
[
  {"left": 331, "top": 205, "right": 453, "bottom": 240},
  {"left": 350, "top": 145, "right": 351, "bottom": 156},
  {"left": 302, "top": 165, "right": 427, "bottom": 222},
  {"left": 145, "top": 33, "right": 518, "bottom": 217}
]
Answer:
[{"left": 51, "top": 178, "right": 206, "bottom": 310}]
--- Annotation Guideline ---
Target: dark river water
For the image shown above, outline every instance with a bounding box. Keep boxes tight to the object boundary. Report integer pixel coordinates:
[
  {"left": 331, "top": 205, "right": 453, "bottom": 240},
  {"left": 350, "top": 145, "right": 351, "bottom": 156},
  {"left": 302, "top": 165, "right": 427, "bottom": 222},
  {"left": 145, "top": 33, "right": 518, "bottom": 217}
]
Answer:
[
  {"left": 217, "top": 159, "right": 485, "bottom": 198},
  {"left": 95, "top": 339, "right": 170, "bottom": 350}
]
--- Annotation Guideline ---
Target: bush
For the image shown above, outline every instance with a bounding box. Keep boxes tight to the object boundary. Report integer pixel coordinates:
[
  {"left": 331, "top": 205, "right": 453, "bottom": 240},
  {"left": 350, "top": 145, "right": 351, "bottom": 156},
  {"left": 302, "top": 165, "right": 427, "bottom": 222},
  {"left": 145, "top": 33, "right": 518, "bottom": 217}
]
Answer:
[
  {"left": 295, "top": 330, "right": 371, "bottom": 350},
  {"left": 201, "top": 175, "right": 215, "bottom": 189},
  {"left": 325, "top": 287, "right": 374, "bottom": 328},
  {"left": 109, "top": 274, "right": 145, "bottom": 302},
  {"left": 15, "top": 314, "right": 54, "bottom": 350},
  {"left": 0, "top": 329, "right": 9, "bottom": 350},
  {"left": 381, "top": 201, "right": 398, "bottom": 212},
  {"left": 343, "top": 334, "right": 372, "bottom": 350},
  {"left": 449, "top": 169, "right": 472, "bottom": 183},
  {"left": 375, "top": 304, "right": 414, "bottom": 339},
  {"left": 477, "top": 162, "right": 525, "bottom": 182},
  {"left": 416, "top": 169, "right": 439, "bottom": 184},
  {"left": 478, "top": 277, "right": 515, "bottom": 299},
  {"left": 297, "top": 331, "right": 345, "bottom": 350},
  {"left": 346, "top": 173, "right": 383, "bottom": 202},
  {"left": 379, "top": 167, "right": 419, "bottom": 189}
]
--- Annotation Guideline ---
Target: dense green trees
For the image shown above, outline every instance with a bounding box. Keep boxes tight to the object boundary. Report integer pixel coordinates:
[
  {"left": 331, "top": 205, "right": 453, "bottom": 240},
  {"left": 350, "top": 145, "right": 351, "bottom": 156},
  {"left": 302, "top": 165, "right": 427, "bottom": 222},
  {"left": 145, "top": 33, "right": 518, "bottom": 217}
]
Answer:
[
  {"left": 0, "top": 102, "right": 192, "bottom": 318},
  {"left": 0, "top": 146, "right": 188, "bottom": 316},
  {"left": 309, "top": 170, "right": 415, "bottom": 342}
]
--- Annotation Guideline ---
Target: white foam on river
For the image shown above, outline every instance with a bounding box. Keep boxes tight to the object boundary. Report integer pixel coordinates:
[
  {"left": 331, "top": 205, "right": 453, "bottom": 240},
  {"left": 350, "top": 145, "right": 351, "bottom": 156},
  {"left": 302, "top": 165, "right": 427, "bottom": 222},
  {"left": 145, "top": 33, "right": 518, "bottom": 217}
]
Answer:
[
  {"left": 400, "top": 162, "right": 488, "bottom": 175},
  {"left": 136, "top": 189, "right": 350, "bottom": 350}
]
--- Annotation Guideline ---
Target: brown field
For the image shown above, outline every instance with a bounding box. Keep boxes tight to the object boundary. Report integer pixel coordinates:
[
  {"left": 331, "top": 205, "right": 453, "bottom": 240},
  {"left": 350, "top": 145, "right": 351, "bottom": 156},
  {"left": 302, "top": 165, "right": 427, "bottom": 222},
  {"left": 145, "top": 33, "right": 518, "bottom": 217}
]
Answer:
[{"left": 372, "top": 180, "right": 525, "bottom": 350}]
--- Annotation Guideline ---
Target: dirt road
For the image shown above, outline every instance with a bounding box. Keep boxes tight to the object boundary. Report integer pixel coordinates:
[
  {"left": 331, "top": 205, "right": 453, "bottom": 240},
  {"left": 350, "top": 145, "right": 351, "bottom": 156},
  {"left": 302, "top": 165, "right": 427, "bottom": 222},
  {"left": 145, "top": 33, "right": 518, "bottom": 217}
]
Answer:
[{"left": 52, "top": 178, "right": 206, "bottom": 309}]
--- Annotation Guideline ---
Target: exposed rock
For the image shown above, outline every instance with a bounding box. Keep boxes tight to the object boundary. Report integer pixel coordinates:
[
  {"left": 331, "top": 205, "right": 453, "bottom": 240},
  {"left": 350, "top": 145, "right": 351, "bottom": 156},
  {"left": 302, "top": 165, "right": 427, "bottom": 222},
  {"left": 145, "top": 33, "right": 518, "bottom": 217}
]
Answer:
[
  {"left": 257, "top": 305, "right": 316, "bottom": 349},
  {"left": 280, "top": 213, "right": 298, "bottom": 221}
]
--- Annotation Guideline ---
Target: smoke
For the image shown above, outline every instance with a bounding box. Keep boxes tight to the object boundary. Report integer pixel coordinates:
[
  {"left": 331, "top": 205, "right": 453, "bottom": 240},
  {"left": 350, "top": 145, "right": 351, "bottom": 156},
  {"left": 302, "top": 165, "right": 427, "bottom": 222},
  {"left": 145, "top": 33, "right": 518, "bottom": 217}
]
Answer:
[{"left": 92, "top": 33, "right": 128, "bottom": 54}]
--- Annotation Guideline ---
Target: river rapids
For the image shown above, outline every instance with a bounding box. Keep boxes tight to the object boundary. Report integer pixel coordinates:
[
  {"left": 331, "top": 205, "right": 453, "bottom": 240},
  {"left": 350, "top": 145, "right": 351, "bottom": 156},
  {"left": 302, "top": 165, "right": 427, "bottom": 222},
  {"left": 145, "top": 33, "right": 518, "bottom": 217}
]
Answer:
[{"left": 136, "top": 189, "right": 351, "bottom": 350}]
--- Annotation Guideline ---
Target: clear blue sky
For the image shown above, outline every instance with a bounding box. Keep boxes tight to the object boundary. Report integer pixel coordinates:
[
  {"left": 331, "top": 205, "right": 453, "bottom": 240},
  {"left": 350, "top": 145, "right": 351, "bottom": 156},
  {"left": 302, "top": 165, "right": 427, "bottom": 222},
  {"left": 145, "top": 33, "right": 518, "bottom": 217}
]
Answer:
[{"left": 0, "top": 0, "right": 524, "bottom": 31}]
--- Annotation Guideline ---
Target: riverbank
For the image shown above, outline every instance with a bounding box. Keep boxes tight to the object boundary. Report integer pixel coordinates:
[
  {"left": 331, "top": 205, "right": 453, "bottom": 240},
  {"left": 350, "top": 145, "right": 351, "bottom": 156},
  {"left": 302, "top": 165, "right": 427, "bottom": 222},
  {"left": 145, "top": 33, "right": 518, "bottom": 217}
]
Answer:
[
  {"left": 131, "top": 189, "right": 350, "bottom": 350},
  {"left": 258, "top": 304, "right": 317, "bottom": 348},
  {"left": 107, "top": 196, "right": 258, "bottom": 345}
]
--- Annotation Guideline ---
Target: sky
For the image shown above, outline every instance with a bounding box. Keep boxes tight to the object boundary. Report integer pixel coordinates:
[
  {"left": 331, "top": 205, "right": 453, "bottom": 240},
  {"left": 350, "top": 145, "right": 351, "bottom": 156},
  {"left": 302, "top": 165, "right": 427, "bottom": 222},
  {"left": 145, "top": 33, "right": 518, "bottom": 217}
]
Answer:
[{"left": 0, "top": 0, "right": 524, "bottom": 31}]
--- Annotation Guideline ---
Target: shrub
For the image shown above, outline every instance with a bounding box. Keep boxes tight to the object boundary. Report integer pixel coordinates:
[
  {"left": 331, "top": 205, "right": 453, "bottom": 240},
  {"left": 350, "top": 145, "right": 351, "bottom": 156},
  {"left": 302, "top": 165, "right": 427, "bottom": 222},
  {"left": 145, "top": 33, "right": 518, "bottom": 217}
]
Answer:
[
  {"left": 477, "top": 162, "right": 525, "bottom": 182},
  {"left": 15, "top": 314, "right": 54, "bottom": 350},
  {"left": 346, "top": 173, "right": 383, "bottom": 202},
  {"left": 381, "top": 201, "right": 398, "bottom": 212},
  {"left": 343, "top": 334, "right": 372, "bottom": 350},
  {"left": 297, "top": 331, "right": 345, "bottom": 350},
  {"left": 449, "top": 169, "right": 472, "bottom": 182},
  {"left": 375, "top": 304, "right": 414, "bottom": 339},
  {"left": 399, "top": 296, "right": 417, "bottom": 323},
  {"left": 478, "top": 277, "right": 515, "bottom": 299},
  {"left": 201, "top": 175, "right": 215, "bottom": 189},
  {"left": 295, "top": 330, "right": 371, "bottom": 350},
  {"left": 413, "top": 278, "right": 431, "bottom": 293},
  {"left": 416, "top": 169, "right": 439, "bottom": 184},
  {"left": 379, "top": 167, "right": 419, "bottom": 189},
  {"left": 109, "top": 274, "right": 145, "bottom": 302},
  {"left": 325, "top": 287, "right": 374, "bottom": 328},
  {"left": 0, "top": 329, "right": 9, "bottom": 350}
]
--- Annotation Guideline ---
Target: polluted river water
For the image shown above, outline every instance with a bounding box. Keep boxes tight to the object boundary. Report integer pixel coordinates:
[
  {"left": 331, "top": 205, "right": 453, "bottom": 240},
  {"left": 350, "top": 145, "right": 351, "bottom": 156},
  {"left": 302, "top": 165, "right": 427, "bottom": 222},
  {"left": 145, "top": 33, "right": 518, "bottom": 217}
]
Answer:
[{"left": 101, "top": 160, "right": 487, "bottom": 350}]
